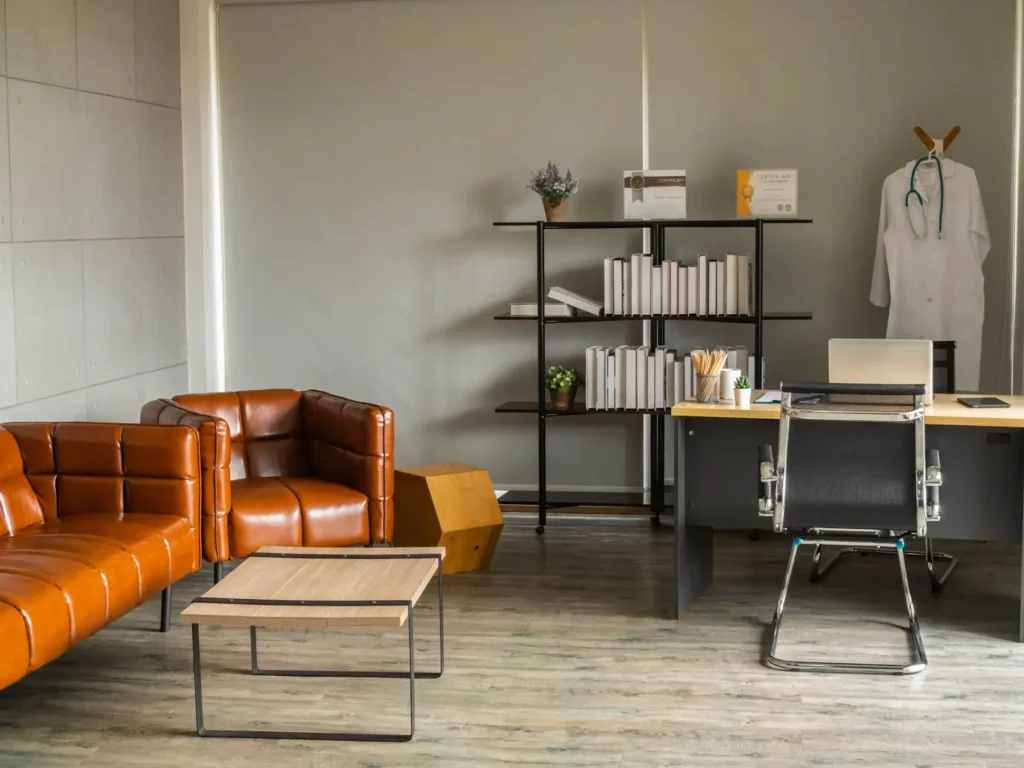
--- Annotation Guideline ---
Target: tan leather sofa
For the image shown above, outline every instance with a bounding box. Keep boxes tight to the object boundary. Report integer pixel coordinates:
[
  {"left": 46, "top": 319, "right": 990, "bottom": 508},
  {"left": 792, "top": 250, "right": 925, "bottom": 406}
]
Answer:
[
  {"left": 0, "top": 422, "right": 202, "bottom": 692},
  {"left": 141, "top": 389, "right": 394, "bottom": 581}
]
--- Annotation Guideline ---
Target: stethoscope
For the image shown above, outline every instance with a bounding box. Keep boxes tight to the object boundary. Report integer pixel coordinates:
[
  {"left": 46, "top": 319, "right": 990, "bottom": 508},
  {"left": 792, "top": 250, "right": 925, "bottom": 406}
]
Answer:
[{"left": 905, "top": 155, "right": 944, "bottom": 239}]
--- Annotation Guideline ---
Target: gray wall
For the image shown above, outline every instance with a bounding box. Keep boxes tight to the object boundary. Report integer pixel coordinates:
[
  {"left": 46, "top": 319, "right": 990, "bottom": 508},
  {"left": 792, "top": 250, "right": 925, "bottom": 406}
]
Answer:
[
  {"left": 650, "top": 0, "right": 1015, "bottom": 392},
  {"left": 0, "top": 0, "right": 187, "bottom": 423},
  {"left": 219, "top": 0, "right": 1015, "bottom": 490}
]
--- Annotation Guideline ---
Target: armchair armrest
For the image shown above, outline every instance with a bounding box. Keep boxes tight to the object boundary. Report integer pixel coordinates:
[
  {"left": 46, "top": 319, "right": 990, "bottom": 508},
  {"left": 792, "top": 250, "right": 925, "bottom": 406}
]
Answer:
[
  {"left": 302, "top": 390, "right": 394, "bottom": 544},
  {"left": 141, "top": 399, "right": 232, "bottom": 562}
]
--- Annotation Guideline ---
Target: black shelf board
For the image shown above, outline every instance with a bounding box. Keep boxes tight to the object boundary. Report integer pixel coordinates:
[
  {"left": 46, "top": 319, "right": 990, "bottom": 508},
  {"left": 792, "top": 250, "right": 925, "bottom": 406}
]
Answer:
[
  {"left": 493, "top": 218, "right": 812, "bottom": 229},
  {"left": 496, "top": 401, "right": 672, "bottom": 415},
  {"left": 499, "top": 489, "right": 675, "bottom": 509},
  {"left": 494, "top": 311, "right": 812, "bottom": 323}
]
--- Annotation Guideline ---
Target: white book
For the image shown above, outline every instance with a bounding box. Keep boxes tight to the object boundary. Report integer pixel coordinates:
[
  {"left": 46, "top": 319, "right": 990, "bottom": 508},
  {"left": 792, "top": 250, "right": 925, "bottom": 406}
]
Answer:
[
  {"left": 606, "top": 356, "right": 616, "bottom": 411},
  {"left": 585, "top": 347, "right": 598, "bottom": 409},
  {"left": 726, "top": 348, "right": 738, "bottom": 370},
  {"left": 747, "top": 262, "right": 754, "bottom": 316},
  {"left": 684, "top": 354, "right": 694, "bottom": 400},
  {"left": 623, "top": 264, "right": 631, "bottom": 315},
  {"left": 615, "top": 346, "right": 628, "bottom": 409},
  {"left": 647, "top": 355, "right": 656, "bottom": 408},
  {"left": 726, "top": 253, "right": 738, "bottom": 316},
  {"left": 595, "top": 348, "right": 607, "bottom": 410},
  {"left": 737, "top": 253, "right": 750, "bottom": 315},
  {"left": 716, "top": 260, "right": 726, "bottom": 316},
  {"left": 673, "top": 360, "right": 685, "bottom": 405},
  {"left": 697, "top": 255, "right": 708, "bottom": 316},
  {"left": 708, "top": 261, "right": 718, "bottom": 315},
  {"left": 678, "top": 264, "right": 688, "bottom": 315},
  {"left": 509, "top": 302, "right": 574, "bottom": 317},
  {"left": 665, "top": 351, "right": 676, "bottom": 405},
  {"left": 654, "top": 347, "right": 666, "bottom": 409},
  {"left": 661, "top": 265, "right": 670, "bottom": 315},
  {"left": 630, "top": 254, "right": 642, "bottom": 316},
  {"left": 640, "top": 255, "right": 652, "bottom": 315},
  {"left": 612, "top": 260, "right": 624, "bottom": 315},
  {"left": 687, "top": 265, "right": 698, "bottom": 316},
  {"left": 735, "top": 346, "right": 749, "bottom": 376},
  {"left": 548, "top": 286, "right": 602, "bottom": 316},
  {"left": 603, "top": 259, "right": 615, "bottom": 315},
  {"left": 625, "top": 348, "right": 638, "bottom": 409},
  {"left": 652, "top": 266, "right": 662, "bottom": 315},
  {"left": 668, "top": 262, "right": 678, "bottom": 315},
  {"left": 637, "top": 348, "right": 649, "bottom": 409},
  {"left": 749, "top": 356, "right": 760, "bottom": 387}
]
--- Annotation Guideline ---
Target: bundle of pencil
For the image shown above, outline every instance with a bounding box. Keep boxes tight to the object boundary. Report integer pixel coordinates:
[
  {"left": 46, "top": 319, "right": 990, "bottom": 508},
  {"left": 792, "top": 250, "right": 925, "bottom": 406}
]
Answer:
[{"left": 691, "top": 349, "right": 728, "bottom": 377}]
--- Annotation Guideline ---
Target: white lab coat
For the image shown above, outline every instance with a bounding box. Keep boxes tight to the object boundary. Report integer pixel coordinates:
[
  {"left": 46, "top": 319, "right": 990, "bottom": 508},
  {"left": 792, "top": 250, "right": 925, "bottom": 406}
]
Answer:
[{"left": 870, "top": 158, "right": 990, "bottom": 391}]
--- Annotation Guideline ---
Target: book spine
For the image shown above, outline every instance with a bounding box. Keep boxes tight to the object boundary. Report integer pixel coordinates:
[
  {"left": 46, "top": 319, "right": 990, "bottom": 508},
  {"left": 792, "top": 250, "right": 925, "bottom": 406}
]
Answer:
[
  {"left": 726, "top": 253, "right": 738, "bottom": 315},
  {"left": 708, "top": 262, "right": 718, "bottom": 316},
  {"left": 717, "top": 260, "right": 726, "bottom": 316},
  {"left": 661, "top": 265, "right": 670, "bottom": 315},
  {"left": 613, "top": 260, "right": 624, "bottom": 315},
  {"left": 595, "top": 348, "right": 607, "bottom": 410},
  {"left": 737, "top": 253, "right": 749, "bottom": 315},
  {"left": 684, "top": 354, "right": 694, "bottom": 400},
  {"left": 603, "top": 259, "right": 614, "bottom": 315},
  {"left": 631, "top": 254, "right": 641, "bottom": 316},
  {"left": 637, "top": 348, "right": 649, "bottom": 409},
  {"left": 585, "top": 347, "right": 598, "bottom": 410},
  {"left": 679, "top": 264, "right": 687, "bottom": 315},
  {"left": 673, "top": 359, "right": 684, "bottom": 405},
  {"left": 697, "top": 255, "right": 708, "bottom": 316},
  {"left": 668, "top": 262, "right": 678, "bottom": 315},
  {"left": 615, "top": 346, "right": 628, "bottom": 409},
  {"left": 687, "top": 265, "right": 697, "bottom": 315},
  {"left": 655, "top": 347, "right": 666, "bottom": 409},
  {"left": 647, "top": 355, "right": 655, "bottom": 409},
  {"left": 665, "top": 351, "right": 676, "bottom": 406},
  {"left": 606, "top": 355, "right": 616, "bottom": 411},
  {"left": 641, "top": 255, "right": 652, "bottom": 316},
  {"left": 626, "top": 349, "right": 638, "bottom": 409},
  {"left": 652, "top": 266, "right": 662, "bottom": 315}
]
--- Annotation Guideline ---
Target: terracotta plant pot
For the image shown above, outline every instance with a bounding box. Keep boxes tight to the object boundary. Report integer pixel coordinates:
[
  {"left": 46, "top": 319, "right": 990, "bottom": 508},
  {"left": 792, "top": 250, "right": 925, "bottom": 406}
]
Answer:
[
  {"left": 549, "top": 386, "right": 577, "bottom": 410},
  {"left": 543, "top": 198, "right": 569, "bottom": 222}
]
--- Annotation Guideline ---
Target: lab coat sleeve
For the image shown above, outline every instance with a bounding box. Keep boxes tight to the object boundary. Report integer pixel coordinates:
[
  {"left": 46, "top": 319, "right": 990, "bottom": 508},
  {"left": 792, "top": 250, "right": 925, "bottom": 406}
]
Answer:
[
  {"left": 869, "top": 185, "right": 890, "bottom": 308},
  {"left": 970, "top": 175, "right": 991, "bottom": 266}
]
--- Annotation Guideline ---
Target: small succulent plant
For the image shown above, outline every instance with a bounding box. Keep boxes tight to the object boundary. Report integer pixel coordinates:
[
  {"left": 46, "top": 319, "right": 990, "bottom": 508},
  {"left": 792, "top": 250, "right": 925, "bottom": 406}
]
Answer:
[
  {"left": 528, "top": 162, "right": 580, "bottom": 206},
  {"left": 546, "top": 365, "right": 583, "bottom": 392},
  {"left": 735, "top": 375, "right": 752, "bottom": 390}
]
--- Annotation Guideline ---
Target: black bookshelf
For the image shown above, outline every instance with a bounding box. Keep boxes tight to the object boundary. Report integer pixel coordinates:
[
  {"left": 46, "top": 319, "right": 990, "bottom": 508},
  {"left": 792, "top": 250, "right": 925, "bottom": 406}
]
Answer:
[{"left": 494, "top": 217, "right": 813, "bottom": 534}]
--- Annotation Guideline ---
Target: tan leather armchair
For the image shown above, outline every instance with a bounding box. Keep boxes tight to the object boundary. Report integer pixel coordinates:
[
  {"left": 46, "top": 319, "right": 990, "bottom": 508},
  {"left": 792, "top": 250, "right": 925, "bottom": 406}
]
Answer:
[{"left": 141, "top": 389, "right": 394, "bottom": 581}]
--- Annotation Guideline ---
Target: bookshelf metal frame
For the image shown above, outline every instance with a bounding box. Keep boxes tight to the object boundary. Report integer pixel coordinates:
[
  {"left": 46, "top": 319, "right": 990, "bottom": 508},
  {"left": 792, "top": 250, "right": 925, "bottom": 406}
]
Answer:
[{"left": 493, "top": 218, "right": 812, "bottom": 533}]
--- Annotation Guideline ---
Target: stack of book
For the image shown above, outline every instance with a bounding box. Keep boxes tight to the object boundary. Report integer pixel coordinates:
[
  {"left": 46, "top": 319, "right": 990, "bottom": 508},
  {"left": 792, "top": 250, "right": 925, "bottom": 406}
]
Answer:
[
  {"left": 509, "top": 301, "right": 575, "bottom": 317},
  {"left": 585, "top": 346, "right": 758, "bottom": 410},
  {"left": 602, "top": 253, "right": 753, "bottom": 317}
]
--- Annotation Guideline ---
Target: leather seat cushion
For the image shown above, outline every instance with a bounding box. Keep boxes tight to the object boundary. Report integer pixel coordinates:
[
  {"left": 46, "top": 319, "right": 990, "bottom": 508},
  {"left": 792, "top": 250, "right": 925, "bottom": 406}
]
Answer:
[
  {"left": 229, "top": 477, "right": 369, "bottom": 558},
  {"left": 0, "top": 553, "right": 109, "bottom": 644},
  {"left": 0, "top": 572, "right": 72, "bottom": 672},
  {"left": 14, "top": 515, "right": 195, "bottom": 602},
  {"left": 0, "top": 602, "right": 30, "bottom": 689},
  {"left": 0, "top": 535, "right": 141, "bottom": 610}
]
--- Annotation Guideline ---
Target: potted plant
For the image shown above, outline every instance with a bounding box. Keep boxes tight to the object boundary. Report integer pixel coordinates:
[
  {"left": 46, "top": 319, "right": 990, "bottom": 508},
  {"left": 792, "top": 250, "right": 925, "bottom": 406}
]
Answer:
[
  {"left": 529, "top": 162, "right": 580, "bottom": 222},
  {"left": 734, "top": 375, "right": 753, "bottom": 409},
  {"left": 546, "top": 365, "right": 583, "bottom": 410}
]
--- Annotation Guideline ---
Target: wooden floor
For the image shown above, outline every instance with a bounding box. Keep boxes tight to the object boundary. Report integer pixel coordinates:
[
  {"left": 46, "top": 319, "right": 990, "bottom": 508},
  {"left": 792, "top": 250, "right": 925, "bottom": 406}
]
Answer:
[{"left": 2, "top": 514, "right": 1024, "bottom": 767}]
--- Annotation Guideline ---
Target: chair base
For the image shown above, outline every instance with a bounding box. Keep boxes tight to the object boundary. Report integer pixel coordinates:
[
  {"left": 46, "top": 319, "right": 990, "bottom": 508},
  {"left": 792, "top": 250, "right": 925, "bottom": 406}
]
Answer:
[
  {"left": 810, "top": 537, "right": 957, "bottom": 593},
  {"left": 766, "top": 536, "right": 928, "bottom": 676}
]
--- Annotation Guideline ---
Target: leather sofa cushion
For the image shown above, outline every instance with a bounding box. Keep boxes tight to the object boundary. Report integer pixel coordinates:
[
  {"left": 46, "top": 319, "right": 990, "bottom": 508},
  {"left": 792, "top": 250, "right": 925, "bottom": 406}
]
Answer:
[
  {"left": 0, "top": 602, "right": 29, "bottom": 689},
  {"left": 230, "top": 477, "right": 369, "bottom": 558}
]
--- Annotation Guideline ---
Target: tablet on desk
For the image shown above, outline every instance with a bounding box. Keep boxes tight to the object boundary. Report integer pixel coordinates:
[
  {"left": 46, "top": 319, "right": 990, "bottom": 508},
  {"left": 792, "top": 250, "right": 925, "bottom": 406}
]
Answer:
[{"left": 957, "top": 397, "right": 1010, "bottom": 409}]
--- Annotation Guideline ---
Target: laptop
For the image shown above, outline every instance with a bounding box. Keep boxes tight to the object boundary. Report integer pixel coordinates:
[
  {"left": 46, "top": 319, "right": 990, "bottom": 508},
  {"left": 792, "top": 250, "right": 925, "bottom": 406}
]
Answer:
[{"left": 828, "top": 339, "right": 934, "bottom": 405}]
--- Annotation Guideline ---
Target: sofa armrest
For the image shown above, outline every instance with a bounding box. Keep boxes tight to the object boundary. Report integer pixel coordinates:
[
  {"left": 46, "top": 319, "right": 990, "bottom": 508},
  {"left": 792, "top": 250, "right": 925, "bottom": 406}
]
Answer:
[
  {"left": 302, "top": 390, "right": 394, "bottom": 544},
  {"left": 141, "top": 399, "right": 232, "bottom": 562}
]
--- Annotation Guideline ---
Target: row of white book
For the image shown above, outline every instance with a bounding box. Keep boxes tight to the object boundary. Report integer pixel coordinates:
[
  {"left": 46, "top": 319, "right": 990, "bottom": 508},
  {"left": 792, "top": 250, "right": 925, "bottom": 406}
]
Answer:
[
  {"left": 602, "top": 253, "right": 753, "bottom": 317},
  {"left": 585, "top": 346, "right": 755, "bottom": 410}
]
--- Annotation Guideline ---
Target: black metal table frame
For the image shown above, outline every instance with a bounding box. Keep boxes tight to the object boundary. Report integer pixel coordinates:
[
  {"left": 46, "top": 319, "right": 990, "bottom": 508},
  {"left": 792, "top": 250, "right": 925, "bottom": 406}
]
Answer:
[{"left": 189, "top": 551, "right": 444, "bottom": 742}]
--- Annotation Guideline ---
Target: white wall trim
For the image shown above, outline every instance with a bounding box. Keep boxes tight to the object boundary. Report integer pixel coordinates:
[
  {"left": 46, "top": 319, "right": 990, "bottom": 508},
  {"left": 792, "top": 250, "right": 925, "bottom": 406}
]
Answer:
[{"left": 180, "top": 0, "right": 226, "bottom": 393}]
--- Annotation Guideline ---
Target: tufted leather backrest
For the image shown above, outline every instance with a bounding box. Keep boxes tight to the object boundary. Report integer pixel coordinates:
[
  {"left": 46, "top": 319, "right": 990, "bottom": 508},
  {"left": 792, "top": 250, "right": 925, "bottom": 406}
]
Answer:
[
  {"left": 172, "top": 390, "right": 307, "bottom": 481},
  {"left": 2, "top": 423, "right": 201, "bottom": 525},
  {"left": 0, "top": 427, "right": 45, "bottom": 536}
]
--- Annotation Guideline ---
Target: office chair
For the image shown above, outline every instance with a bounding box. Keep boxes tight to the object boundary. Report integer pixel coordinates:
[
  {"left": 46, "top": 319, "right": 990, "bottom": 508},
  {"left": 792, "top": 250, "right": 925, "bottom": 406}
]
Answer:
[
  {"left": 807, "top": 341, "right": 957, "bottom": 593},
  {"left": 758, "top": 383, "right": 942, "bottom": 674}
]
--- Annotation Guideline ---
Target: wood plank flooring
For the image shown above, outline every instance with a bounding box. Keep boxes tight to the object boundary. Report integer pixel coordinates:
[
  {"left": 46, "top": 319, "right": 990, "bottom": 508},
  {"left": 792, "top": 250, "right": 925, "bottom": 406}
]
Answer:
[{"left": 1, "top": 513, "right": 1023, "bottom": 767}]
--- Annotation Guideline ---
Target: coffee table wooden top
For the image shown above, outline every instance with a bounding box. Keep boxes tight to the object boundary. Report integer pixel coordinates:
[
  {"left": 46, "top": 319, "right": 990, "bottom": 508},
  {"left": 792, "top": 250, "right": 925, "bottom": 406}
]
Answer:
[{"left": 180, "top": 546, "right": 445, "bottom": 629}]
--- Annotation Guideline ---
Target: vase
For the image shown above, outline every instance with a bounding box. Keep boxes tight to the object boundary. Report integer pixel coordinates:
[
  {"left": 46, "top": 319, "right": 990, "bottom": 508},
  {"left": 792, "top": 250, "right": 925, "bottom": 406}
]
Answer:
[
  {"left": 543, "top": 198, "right": 568, "bottom": 222},
  {"left": 549, "top": 386, "right": 577, "bottom": 410}
]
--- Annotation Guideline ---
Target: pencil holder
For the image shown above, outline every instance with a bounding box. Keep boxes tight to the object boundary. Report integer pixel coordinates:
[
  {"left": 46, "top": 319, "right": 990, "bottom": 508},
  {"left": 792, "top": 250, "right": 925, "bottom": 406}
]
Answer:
[{"left": 697, "top": 373, "right": 720, "bottom": 403}]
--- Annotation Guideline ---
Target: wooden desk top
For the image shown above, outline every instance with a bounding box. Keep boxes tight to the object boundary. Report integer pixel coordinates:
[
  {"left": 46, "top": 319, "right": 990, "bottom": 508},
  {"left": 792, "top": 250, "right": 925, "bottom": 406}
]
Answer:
[
  {"left": 180, "top": 546, "right": 445, "bottom": 628},
  {"left": 670, "top": 393, "right": 1024, "bottom": 428}
]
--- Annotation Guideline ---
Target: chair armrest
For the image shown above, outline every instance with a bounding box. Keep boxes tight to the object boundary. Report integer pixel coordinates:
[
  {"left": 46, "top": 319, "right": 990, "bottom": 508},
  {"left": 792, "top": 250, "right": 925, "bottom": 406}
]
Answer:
[
  {"left": 302, "top": 390, "right": 394, "bottom": 544},
  {"left": 758, "top": 444, "right": 776, "bottom": 518},
  {"left": 141, "top": 399, "right": 232, "bottom": 562},
  {"left": 926, "top": 448, "right": 942, "bottom": 521}
]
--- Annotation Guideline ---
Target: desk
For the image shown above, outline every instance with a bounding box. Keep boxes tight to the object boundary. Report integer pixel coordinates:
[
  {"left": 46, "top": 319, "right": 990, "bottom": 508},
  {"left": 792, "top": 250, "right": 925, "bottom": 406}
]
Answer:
[{"left": 670, "top": 393, "right": 1024, "bottom": 640}]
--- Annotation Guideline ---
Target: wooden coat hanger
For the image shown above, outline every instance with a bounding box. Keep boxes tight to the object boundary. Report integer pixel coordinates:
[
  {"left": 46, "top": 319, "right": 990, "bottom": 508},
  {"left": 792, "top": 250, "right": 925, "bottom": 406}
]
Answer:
[{"left": 914, "top": 125, "right": 961, "bottom": 157}]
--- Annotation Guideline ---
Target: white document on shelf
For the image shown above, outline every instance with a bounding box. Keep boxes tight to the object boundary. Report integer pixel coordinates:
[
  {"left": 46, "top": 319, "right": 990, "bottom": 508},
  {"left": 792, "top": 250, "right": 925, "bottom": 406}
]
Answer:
[
  {"left": 637, "top": 348, "right": 649, "bottom": 409},
  {"left": 652, "top": 266, "right": 662, "bottom": 315},
  {"left": 647, "top": 355, "right": 655, "bottom": 408},
  {"left": 625, "top": 348, "right": 638, "bottom": 409},
  {"left": 585, "top": 347, "right": 598, "bottom": 409},
  {"left": 630, "top": 254, "right": 642, "bottom": 316},
  {"left": 603, "top": 259, "right": 615, "bottom": 315},
  {"left": 698, "top": 255, "right": 708, "bottom": 316},
  {"left": 666, "top": 350, "right": 676, "bottom": 405},
  {"left": 716, "top": 261, "right": 726, "bottom": 317},
  {"left": 687, "top": 265, "right": 697, "bottom": 315},
  {"left": 612, "top": 259, "right": 624, "bottom": 315},
  {"left": 708, "top": 262, "right": 718, "bottom": 316},
  {"left": 655, "top": 347, "right": 666, "bottom": 409},
  {"left": 615, "top": 346, "right": 628, "bottom": 409},
  {"left": 726, "top": 253, "right": 738, "bottom": 315},
  {"left": 595, "top": 348, "right": 607, "bottom": 409},
  {"left": 737, "top": 253, "right": 750, "bottom": 314},
  {"left": 641, "top": 255, "right": 652, "bottom": 315},
  {"left": 606, "top": 356, "right": 616, "bottom": 411},
  {"left": 668, "top": 262, "right": 678, "bottom": 315}
]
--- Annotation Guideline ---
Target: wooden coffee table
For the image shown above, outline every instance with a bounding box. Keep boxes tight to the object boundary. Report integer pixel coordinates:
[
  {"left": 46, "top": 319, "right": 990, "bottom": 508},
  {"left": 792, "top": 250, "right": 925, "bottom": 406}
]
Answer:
[{"left": 181, "top": 546, "right": 445, "bottom": 742}]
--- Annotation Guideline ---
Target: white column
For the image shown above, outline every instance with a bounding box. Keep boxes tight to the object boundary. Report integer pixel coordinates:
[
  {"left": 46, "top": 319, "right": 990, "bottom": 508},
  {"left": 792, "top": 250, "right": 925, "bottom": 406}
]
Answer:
[{"left": 180, "top": 0, "right": 226, "bottom": 393}]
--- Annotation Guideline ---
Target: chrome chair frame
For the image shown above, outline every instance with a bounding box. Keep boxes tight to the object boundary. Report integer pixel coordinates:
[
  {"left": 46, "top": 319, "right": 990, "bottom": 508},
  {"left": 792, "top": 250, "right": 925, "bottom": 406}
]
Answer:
[{"left": 758, "top": 383, "right": 941, "bottom": 675}]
